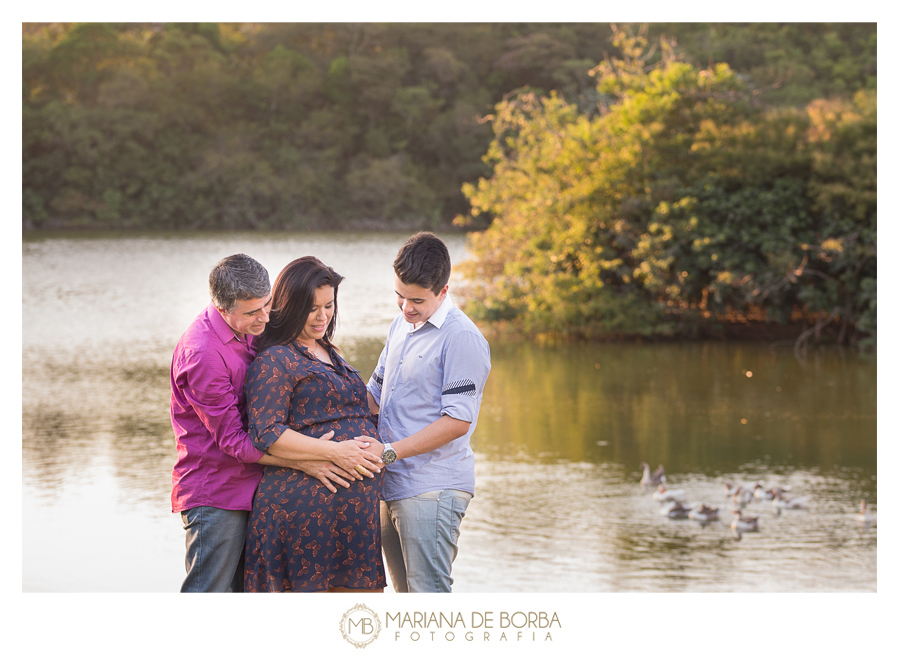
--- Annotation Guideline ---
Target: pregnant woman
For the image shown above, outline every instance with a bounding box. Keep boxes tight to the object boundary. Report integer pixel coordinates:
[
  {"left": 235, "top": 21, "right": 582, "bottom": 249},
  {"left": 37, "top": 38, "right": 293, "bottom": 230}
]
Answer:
[{"left": 243, "top": 256, "right": 386, "bottom": 592}]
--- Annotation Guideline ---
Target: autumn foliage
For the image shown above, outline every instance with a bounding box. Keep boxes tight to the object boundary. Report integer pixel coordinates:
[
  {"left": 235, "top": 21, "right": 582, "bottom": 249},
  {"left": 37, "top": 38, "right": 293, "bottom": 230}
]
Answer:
[{"left": 458, "top": 27, "right": 876, "bottom": 348}]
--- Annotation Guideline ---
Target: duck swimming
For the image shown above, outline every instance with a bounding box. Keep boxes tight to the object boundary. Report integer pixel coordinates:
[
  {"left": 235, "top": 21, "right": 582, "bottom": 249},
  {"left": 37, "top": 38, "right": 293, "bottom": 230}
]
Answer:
[
  {"left": 731, "top": 487, "right": 753, "bottom": 507},
  {"left": 754, "top": 483, "right": 792, "bottom": 501},
  {"left": 660, "top": 501, "right": 691, "bottom": 519},
  {"left": 723, "top": 480, "right": 753, "bottom": 498},
  {"left": 652, "top": 484, "right": 686, "bottom": 503},
  {"left": 731, "top": 510, "right": 760, "bottom": 533},
  {"left": 753, "top": 482, "right": 773, "bottom": 500},
  {"left": 772, "top": 490, "right": 809, "bottom": 510},
  {"left": 688, "top": 503, "right": 719, "bottom": 523},
  {"left": 640, "top": 462, "right": 666, "bottom": 488},
  {"left": 856, "top": 499, "right": 876, "bottom": 526}
]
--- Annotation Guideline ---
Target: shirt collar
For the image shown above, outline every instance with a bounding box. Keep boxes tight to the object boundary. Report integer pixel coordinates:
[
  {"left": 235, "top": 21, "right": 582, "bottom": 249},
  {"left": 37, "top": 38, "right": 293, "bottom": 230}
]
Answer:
[
  {"left": 207, "top": 301, "right": 245, "bottom": 346},
  {"left": 423, "top": 293, "right": 454, "bottom": 330}
]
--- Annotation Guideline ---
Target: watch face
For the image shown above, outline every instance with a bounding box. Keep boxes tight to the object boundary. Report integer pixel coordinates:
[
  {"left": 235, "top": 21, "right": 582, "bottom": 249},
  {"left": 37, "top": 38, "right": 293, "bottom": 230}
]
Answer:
[{"left": 382, "top": 448, "right": 397, "bottom": 465}]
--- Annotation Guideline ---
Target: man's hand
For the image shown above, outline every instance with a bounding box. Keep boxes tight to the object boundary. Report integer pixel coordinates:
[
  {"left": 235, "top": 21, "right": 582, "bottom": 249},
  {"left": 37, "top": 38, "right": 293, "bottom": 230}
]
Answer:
[
  {"left": 355, "top": 435, "right": 384, "bottom": 464},
  {"left": 330, "top": 439, "right": 384, "bottom": 478},
  {"left": 307, "top": 431, "right": 380, "bottom": 487}
]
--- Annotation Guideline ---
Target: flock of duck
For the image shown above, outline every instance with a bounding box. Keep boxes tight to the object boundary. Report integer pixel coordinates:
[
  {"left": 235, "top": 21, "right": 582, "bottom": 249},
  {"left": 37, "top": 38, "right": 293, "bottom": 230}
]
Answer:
[{"left": 638, "top": 462, "right": 876, "bottom": 539}]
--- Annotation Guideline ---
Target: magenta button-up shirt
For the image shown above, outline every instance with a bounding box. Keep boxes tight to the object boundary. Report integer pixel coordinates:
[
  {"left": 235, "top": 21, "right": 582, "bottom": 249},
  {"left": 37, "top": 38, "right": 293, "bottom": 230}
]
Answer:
[{"left": 170, "top": 302, "right": 265, "bottom": 513}]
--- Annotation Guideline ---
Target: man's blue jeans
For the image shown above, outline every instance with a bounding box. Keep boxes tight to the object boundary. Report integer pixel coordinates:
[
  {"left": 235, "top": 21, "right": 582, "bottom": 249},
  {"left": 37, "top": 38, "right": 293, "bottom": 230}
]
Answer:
[
  {"left": 180, "top": 506, "right": 249, "bottom": 593},
  {"left": 380, "top": 490, "right": 472, "bottom": 593}
]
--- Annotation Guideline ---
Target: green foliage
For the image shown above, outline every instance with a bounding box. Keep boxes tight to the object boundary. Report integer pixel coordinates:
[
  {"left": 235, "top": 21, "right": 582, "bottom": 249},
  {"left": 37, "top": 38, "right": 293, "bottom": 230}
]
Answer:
[
  {"left": 665, "top": 23, "right": 877, "bottom": 105},
  {"left": 459, "top": 26, "right": 876, "bottom": 346},
  {"left": 23, "top": 22, "right": 876, "bottom": 344},
  {"left": 23, "top": 22, "right": 875, "bottom": 232}
]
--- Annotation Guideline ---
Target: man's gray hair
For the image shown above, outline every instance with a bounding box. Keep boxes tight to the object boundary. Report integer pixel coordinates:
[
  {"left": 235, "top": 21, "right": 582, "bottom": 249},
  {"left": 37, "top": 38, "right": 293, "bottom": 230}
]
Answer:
[{"left": 209, "top": 254, "right": 271, "bottom": 313}]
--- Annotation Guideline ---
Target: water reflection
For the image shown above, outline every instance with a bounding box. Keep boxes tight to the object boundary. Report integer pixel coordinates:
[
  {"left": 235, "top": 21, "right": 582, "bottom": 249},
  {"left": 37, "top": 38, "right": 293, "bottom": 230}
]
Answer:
[
  {"left": 22, "top": 233, "right": 876, "bottom": 592},
  {"left": 474, "top": 341, "right": 877, "bottom": 473},
  {"left": 448, "top": 340, "right": 876, "bottom": 592}
]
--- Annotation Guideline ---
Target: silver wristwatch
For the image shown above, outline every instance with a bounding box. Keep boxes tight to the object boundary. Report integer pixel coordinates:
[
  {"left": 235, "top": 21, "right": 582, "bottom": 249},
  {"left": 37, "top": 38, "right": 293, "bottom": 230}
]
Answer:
[{"left": 381, "top": 443, "right": 397, "bottom": 465}]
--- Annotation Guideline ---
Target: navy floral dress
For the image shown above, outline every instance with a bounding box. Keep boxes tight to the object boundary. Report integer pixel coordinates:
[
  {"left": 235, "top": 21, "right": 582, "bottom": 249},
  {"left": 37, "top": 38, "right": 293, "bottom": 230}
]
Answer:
[{"left": 243, "top": 341, "right": 386, "bottom": 592}]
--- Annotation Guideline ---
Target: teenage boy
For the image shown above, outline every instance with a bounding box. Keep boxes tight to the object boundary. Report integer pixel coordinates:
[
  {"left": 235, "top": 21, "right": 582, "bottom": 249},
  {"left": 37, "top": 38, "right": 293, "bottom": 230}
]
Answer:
[{"left": 367, "top": 232, "right": 491, "bottom": 592}]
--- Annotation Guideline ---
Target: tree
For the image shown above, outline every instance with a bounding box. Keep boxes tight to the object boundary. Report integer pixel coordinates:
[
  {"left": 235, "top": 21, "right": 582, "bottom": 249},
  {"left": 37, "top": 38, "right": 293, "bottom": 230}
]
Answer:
[
  {"left": 22, "top": 22, "right": 876, "bottom": 242},
  {"left": 457, "top": 26, "right": 876, "bottom": 347}
]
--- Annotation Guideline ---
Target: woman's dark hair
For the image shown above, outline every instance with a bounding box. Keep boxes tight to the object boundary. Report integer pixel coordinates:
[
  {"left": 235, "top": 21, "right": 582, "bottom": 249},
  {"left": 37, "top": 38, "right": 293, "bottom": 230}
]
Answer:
[
  {"left": 393, "top": 231, "right": 451, "bottom": 295},
  {"left": 255, "top": 256, "right": 344, "bottom": 354}
]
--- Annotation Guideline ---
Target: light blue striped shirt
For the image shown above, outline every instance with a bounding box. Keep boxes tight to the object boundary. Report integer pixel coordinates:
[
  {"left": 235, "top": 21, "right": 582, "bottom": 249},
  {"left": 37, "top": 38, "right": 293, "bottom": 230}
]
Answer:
[{"left": 367, "top": 295, "right": 491, "bottom": 501}]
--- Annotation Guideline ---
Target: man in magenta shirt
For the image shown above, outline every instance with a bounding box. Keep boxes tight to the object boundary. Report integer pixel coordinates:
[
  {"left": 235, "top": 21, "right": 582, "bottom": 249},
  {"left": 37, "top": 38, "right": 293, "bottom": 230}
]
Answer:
[{"left": 171, "top": 254, "right": 382, "bottom": 592}]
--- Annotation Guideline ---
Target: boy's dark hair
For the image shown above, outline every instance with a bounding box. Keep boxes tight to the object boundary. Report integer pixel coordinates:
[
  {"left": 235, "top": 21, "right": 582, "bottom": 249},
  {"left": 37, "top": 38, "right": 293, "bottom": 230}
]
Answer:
[{"left": 393, "top": 232, "right": 451, "bottom": 295}]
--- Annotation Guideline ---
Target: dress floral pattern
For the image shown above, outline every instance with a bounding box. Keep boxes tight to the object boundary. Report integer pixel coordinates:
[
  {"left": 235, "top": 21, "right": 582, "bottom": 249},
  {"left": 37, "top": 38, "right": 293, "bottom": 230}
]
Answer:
[{"left": 243, "top": 341, "right": 386, "bottom": 592}]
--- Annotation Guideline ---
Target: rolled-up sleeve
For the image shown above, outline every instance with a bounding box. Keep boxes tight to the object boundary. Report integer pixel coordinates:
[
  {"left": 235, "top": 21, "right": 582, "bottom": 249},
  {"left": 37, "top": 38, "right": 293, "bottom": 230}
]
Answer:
[
  {"left": 440, "top": 331, "right": 492, "bottom": 423},
  {"left": 179, "top": 350, "right": 264, "bottom": 464},
  {"left": 245, "top": 349, "right": 294, "bottom": 453}
]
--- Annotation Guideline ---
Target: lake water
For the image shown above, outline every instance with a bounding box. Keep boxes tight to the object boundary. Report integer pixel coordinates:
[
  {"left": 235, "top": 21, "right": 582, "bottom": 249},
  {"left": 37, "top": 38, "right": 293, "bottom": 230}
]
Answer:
[{"left": 21, "top": 231, "right": 877, "bottom": 592}]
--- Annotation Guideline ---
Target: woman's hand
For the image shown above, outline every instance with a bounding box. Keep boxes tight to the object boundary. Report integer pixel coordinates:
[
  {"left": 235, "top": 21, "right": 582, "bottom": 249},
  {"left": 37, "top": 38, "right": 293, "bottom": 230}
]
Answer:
[
  {"left": 329, "top": 439, "right": 383, "bottom": 478},
  {"left": 291, "top": 460, "right": 357, "bottom": 493}
]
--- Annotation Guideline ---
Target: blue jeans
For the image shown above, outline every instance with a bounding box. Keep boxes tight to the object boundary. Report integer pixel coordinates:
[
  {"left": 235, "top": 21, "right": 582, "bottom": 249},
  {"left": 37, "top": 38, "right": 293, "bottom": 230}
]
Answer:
[
  {"left": 380, "top": 489, "right": 472, "bottom": 593},
  {"left": 180, "top": 506, "right": 249, "bottom": 593}
]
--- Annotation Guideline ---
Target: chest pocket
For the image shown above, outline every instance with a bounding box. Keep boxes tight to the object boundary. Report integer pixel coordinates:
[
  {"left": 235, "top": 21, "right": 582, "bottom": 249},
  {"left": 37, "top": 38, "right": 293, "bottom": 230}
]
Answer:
[{"left": 411, "top": 351, "right": 442, "bottom": 389}]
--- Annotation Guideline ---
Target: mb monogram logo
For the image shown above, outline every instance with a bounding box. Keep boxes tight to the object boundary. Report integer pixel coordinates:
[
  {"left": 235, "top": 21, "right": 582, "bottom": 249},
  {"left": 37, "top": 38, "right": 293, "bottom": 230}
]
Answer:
[{"left": 340, "top": 604, "right": 382, "bottom": 648}]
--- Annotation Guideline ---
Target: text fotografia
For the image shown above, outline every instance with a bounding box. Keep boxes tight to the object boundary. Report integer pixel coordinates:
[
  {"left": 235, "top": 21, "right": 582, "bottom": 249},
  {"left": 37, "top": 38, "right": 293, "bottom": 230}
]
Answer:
[{"left": 386, "top": 611, "right": 561, "bottom": 642}]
